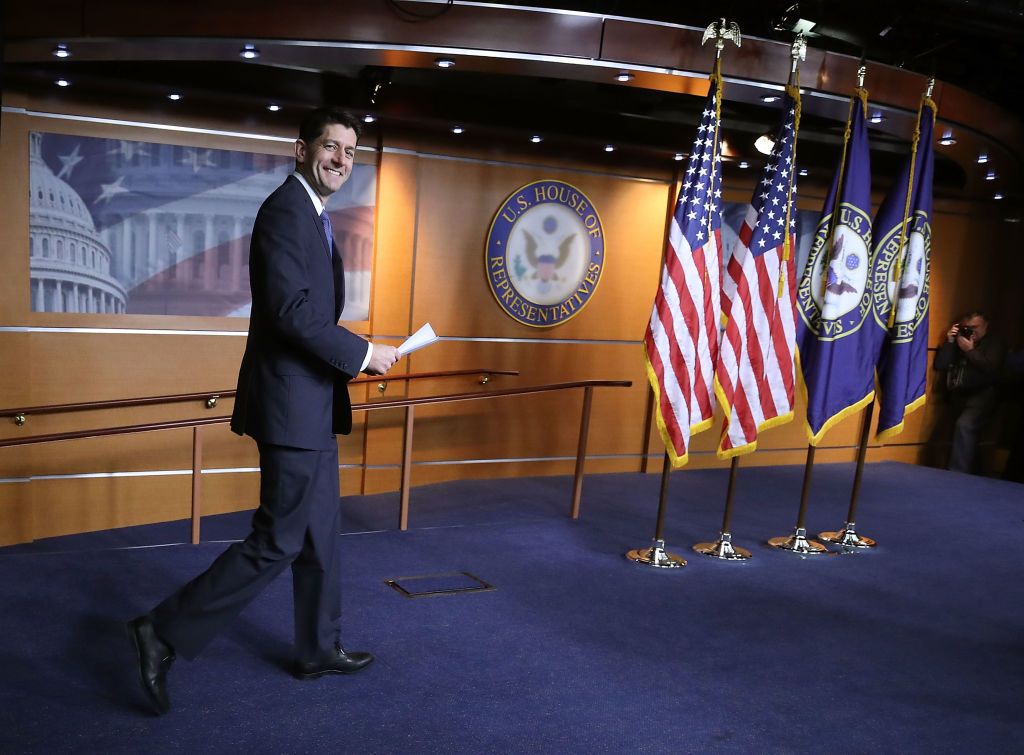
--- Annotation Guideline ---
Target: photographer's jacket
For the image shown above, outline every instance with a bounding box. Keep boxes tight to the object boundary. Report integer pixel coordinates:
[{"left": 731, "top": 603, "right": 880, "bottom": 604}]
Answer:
[{"left": 933, "top": 334, "right": 1005, "bottom": 393}]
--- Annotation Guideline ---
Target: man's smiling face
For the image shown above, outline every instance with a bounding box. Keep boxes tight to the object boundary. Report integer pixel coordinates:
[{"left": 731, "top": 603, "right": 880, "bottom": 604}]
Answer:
[{"left": 295, "top": 123, "right": 357, "bottom": 203}]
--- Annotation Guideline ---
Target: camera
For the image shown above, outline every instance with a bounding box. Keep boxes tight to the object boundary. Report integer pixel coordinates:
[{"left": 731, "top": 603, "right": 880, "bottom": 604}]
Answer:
[{"left": 959, "top": 325, "right": 974, "bottom": 339}]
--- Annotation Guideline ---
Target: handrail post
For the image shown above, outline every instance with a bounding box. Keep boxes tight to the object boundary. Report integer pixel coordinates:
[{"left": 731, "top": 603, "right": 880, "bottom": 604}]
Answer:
[
  {"left": 190, "top": 426, "right": 203, "bottom": 544},
  {"left": 570, "top": 386, "right": 594, "bottom": 520},
  {"left": 399, "top": 405, "right": 415, "bottom": 531}
]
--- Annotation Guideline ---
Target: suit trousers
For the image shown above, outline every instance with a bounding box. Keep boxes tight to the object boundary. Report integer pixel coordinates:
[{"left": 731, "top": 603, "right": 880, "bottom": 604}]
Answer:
[{"left": 151, "top": 439, "right": 342, "bottom": 663}]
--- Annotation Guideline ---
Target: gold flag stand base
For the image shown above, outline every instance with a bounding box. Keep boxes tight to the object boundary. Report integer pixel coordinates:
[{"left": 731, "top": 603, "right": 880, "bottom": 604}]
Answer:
[
  {"left": 819, "top": 522, "right": 877, "bottom": 549},
  {"left": 626, "top": 538, "right": 686, "bottom": 569},
  {"left": 767, "top": 526, "right": 829, "bottom": 555},
  {"left": 692, "top": 531, "right": 752, "bottom": 560}
]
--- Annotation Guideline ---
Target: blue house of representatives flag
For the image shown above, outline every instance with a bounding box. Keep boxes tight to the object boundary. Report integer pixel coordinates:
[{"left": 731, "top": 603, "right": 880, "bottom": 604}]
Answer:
[
  {"left": 795, "top": 88, "right": 881, "bottom": 444},
  {"left": 874, "top": 97, "right": 936, "bottom": 440}
]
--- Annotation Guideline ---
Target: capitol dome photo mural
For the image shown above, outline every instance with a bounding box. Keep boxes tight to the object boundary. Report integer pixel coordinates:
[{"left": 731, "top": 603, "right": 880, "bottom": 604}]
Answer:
[{"left": 28, "top": 131, "right": 376, "bottom": 321}]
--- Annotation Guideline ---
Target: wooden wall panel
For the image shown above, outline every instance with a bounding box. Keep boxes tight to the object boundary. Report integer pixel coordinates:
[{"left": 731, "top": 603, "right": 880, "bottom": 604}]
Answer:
[
  {"left": 0, "top": 483, "right": 33, "bottom": 546},
  {"left": 30, "top": 474, "right": 192, "bottom": 539},
  {"left": 410, "top": 157, "right": 669, "bottom": 342}
]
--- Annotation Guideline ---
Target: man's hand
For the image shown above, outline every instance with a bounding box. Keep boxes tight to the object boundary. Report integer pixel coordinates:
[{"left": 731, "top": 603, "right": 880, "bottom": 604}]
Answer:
[
  {"left": 946, "top": 323, "right": 960, "bottom": 343},
  {"left": 956, "top": 334, "right": 975, "bottom": 352},
  {"left": 365, "top": 343, "right": 399, "bottom": 375}
]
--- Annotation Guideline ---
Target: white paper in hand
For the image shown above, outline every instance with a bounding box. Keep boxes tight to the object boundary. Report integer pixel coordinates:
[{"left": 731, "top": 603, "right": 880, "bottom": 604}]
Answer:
[{"left": 397, "top": 323, "right": 438, "bottom": 356}]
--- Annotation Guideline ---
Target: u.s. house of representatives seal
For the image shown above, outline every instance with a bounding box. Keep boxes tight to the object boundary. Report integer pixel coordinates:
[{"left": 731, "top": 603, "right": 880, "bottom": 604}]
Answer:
[
  {"left": 870, "top": 211, "right": 930, "bottom": 342},
  {"left": 797, "top": 203, "right": 874, "bottom": 340},
  {"left": 485, "top": 180, "right": 605, "bottom": 327}
]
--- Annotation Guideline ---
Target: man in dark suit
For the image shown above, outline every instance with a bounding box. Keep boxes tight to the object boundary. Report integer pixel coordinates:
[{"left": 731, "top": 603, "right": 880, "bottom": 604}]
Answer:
[{"left": 127, "top": 107, "right": 398, "bottom": 715}]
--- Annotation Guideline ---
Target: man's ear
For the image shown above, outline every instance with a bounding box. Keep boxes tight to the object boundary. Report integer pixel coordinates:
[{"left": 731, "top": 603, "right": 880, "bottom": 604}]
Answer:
[{"left": 294, "top": 139, "right": 306, "bottom": 165}]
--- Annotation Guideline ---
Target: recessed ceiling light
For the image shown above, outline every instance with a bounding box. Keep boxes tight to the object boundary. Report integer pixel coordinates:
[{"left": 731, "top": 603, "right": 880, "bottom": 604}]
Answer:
[
  {"left": 754, "top": 133, "right": 775, "bottom": 155},
  {"left": 363, "top": 114, "right": 376, "bottom": 123},
  {"left": 435, "top": 57, "right": 455, "bottom": 68},
  {"left": 939, "top": 131, "right": 957, "bottom": 146},
  {"left": 240, "top": 44, "right": 260, "bottom": 59},
  {"left": 266, "top": 104, "right": 281, "bottom": 112},
  {"left": 530, "top": 135, "right": 542, "bottom": 143},
  {"left": 738, "top": 160, "right": 749, "bottom": 169},
  {"left": 799, "top": 168, "right": 809, "bottom": 177},
  {"left": 986, "top": 170, "right": 997, "bottom": 181},
  {"left": 869, "top": 112, "right": 884, "bottom": 124},
  {"left": 604, "top": 144, "right": 615, "bottom": 153},
  {"left": 616, "top": 72, "right": 634, "bottom": 82},
  {"left": 55, "top": 78, "right": 71, "bottom": 87},
  {"left": 760, "top": 94, "right": 781, "bottom": 103},
  {"left": 674, "top": 153, "right": 684, "bottom": 161},
  {"left": 451, "top": 126, "right": 464, "bottom": 134},
  {"left": 168, "top": 93, "right": 182, "bottom": 101},
  {"left": 977, "top": 153, "right": 988, "bottom": 164},
  {"left": 993, "top": 192, "right": 1004, "bottom": 200},
  {"left": 1005, "top": 216, "right": 1021, "bottom": 223},
  {"left": 52, "top": 43, "right": 70, "bottom": 58}
]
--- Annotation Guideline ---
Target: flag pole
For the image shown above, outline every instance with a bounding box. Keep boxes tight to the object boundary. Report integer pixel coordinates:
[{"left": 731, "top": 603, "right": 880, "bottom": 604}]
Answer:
[
  {"left": 629, "top": 17, "right": 739, "bottom": 570},
  {"left": 772, "top": 66, "right": 869, "bottom": 557},
  {"left": 768, "top": 444, "right": 830, "bottom": 554},
  {"left": 819, "top": 400, "right": 877, "bottom": 548},
  {"left": 627, "top": 452, "right": 687, "bottom": 568},
  {"left": 819, "top": 78, "right": 935, "bottom": 549},
  {"left": 693, "top": 457, "right": 752, "bottom": 559},
  {"left": 694, "top": 33, "right": 805, "bottom": 562}
]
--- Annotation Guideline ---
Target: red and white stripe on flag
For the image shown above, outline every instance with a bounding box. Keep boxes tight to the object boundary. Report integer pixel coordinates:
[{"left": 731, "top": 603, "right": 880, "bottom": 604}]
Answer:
[
  {"left": 715, "top": 91, "right": 800, "bottom": 458},
  {"left": 644, "top": 77, "right": 723, "bottom": 468}
]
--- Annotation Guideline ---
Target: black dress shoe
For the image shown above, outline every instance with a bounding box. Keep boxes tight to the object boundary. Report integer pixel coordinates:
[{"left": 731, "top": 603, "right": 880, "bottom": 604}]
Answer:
[
  {"left": 293, "top": 646, "right": 375, "bottom": 679},
  {"left": 127, "top": 615, "right": 175, "bottom": 715}
]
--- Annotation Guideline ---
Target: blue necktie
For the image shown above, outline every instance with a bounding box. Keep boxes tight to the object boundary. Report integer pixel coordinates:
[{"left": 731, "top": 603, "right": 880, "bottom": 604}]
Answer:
[{"left": 320, "top": 210, "right": 334, "bottom": 258}]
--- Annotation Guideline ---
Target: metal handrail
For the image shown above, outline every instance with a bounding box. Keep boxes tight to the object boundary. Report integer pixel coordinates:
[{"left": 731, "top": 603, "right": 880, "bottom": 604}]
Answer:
[
  {"left": 1, "top": 368, "right": 519, "bottom": 425},
  {"left": 1, "top": 378, "right": 631, "bottom": 541},
  {"left": 0, "top": 380, "right": 627, "bottom": 448}
]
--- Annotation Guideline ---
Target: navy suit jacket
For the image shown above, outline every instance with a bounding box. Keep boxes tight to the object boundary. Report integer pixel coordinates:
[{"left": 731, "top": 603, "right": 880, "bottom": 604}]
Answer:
[{"left": 230, "top": 175, "right": 368, "bottom": 451}]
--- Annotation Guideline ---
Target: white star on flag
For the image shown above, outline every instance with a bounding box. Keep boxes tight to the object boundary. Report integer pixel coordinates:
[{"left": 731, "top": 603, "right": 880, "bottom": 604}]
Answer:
[
  {"left": 95, "top": 175, "right": 130, "bottom": 204},
  {"left": 57, "top": 144, "right": 84, "bottom": 179}
]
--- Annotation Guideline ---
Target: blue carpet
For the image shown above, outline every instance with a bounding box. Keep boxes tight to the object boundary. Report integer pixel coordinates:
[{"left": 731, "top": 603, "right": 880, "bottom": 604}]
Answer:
[{"left": 0, "top": 462, "right": 1022, "bottom": 753}]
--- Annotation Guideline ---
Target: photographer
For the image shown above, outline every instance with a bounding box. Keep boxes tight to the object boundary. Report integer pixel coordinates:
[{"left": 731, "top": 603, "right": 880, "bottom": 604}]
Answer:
[{"left": 933, "top": 310, "right": 1005, "bottom": 473}]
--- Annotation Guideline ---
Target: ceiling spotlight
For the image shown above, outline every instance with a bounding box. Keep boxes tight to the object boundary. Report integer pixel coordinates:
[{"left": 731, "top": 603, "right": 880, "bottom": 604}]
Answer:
[
  {"left": 616, "top": 72, "right": 634, "bottom": 82},
  {"left": 266, "top": 104, "right": 281, "bottom": 112},
  {"left": 240, "top": 44, "right": 260, "bottom": 59},
  {"left": 530, "top": 135, "right": 543, "bottom": 143},
  {"left": 674, "top": 153, "right": 684, "bottom": 161},
  {"left": 435, "top": 57, "right": 455, "bottom": 68},
  {"left": 939, "top": 131, "right": 957, "bottom": 146},
  {"left": 604, "top": 144, "right": 615, "bottom": 153},
  {"left": 55, "top": 78, "right": 71, "bottom": 87},
  {"left": 869, "top": 112, "right": 884, "bottom": 124},
  {"left": 451, "top": 126, "right": 464, "bottom": 134},
  {"left": 363, "top": 114, "right": 376, "bottom": 123},
  {"left": 754, "top": 132, "right": 775, "bottom": 155},
  {"left": 986, "top": 170, "right": 997, "bottom": 181},
  {"left": 1005, "top": 216, "right": 1021, "bottom": 223},
  {"left": 168, "top": 93, "right": 182, "bottom": 101},
  {"left": 799, "top": 168, "right": 809, "bottom": 177},
  {"left": 738, "top": 160, "right": 749, "bottom": 169},
  {"left": 977, "top": 153, "right": 989, "bottom": 164},
  {"left": 52, "top": 43, "right": 70, "bottom": 58},
  {"left": 994, "top": 192, "right": 1004, "bottom": 200},
  {"left": 760, "top": 94, "right": 781, "bottom": 103}
]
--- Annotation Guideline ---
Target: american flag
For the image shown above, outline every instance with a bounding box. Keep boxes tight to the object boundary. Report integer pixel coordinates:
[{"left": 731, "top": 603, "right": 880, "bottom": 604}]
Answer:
[
  {"left": 643, "top": 74, "right": 724, "bottom": 467},
  {"left": 715, "top": 89, "right": 800, "bottom": 458}
]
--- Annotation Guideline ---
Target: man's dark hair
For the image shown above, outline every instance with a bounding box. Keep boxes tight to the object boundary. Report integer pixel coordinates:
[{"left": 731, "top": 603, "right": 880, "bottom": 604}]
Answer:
[
  {"left": 298, "top": 107, "right": 362, "bottom": 144},
  {"left": 963, "top": 309, "right": 989, "bottom": 323}
]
